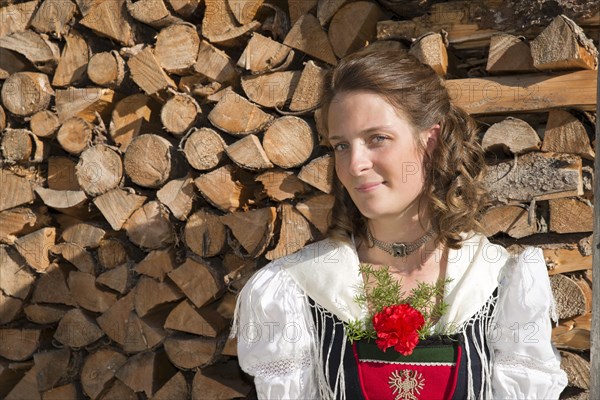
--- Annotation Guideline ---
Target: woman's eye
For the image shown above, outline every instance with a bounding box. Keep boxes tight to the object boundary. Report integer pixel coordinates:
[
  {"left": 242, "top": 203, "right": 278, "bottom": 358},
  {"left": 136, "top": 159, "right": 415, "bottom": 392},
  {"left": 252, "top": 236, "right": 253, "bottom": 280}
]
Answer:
[
  {"left": 371, "top": 135, "right": 388, "bottom": 144},
  {"left": 332, "top": 143, "right": 348, "bottom": 152}
]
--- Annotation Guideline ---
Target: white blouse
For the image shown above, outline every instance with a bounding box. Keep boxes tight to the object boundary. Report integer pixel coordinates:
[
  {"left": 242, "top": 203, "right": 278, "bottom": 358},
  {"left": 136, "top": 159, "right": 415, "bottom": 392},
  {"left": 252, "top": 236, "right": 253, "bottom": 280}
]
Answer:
[{"left": 233, "top": 233, "right": 568, "bottom": 399}]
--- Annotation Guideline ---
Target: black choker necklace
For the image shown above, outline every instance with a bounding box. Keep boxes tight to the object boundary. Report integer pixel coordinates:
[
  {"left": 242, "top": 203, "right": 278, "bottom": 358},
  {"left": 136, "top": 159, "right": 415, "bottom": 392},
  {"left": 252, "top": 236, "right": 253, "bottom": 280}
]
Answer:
[{"left": 366, "top": 228, "right": 435, "bottom": 257}]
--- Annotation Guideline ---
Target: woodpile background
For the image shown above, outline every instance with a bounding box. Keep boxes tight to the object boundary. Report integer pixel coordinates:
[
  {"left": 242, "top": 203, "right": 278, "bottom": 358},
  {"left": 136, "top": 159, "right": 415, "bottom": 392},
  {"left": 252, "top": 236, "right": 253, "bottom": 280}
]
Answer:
[{"left": 0, "top": 0, "right": 597, "bottom": 398}]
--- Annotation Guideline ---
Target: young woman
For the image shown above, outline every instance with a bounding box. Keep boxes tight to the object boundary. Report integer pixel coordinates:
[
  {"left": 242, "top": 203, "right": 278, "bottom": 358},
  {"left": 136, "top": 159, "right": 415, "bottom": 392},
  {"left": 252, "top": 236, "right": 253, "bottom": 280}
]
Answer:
[{"left": 233, "top": 49, "right": 567, "bottom": 400}]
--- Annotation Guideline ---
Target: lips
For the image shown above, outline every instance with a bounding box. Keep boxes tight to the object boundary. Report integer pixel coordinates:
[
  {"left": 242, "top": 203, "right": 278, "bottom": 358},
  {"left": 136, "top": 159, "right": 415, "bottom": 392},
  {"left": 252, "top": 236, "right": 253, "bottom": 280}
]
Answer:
[{"left": 355, "top": 182, "right": 383, "bottom": 192}]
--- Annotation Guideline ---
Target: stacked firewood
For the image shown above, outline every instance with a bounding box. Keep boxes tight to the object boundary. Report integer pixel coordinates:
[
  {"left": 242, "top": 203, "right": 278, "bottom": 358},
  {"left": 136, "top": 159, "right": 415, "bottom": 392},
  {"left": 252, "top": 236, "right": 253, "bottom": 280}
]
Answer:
[{"left": 0, "top": 0, "right": 596, "bottom": 398}]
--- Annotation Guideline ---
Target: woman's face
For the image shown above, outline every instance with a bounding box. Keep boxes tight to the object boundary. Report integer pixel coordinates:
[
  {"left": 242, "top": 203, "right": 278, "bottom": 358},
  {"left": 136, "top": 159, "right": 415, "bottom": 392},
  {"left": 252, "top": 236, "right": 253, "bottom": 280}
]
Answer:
[{"left": 327, "top": 91, "right": 436, "bottom": 223}]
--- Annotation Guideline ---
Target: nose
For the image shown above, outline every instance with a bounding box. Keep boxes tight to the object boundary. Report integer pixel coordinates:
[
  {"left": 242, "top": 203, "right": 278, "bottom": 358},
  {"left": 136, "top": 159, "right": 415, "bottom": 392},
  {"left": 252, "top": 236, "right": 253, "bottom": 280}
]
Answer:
[{"left": 347, "top": 145, "right": 372, "bottom": 176}]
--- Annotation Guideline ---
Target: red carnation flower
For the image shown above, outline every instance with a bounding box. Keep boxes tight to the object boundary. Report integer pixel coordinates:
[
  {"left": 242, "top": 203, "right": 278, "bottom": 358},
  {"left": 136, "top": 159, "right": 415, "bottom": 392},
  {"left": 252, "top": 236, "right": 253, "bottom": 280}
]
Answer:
[{"left": 372, "top": 304, "right": 425, "bottom": 355}]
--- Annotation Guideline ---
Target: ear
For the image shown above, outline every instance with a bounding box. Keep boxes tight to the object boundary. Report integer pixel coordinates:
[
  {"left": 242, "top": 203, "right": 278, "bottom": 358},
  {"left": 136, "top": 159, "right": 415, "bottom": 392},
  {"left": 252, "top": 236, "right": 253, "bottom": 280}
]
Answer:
[{"left": 422, "top": 124, "right": 440, "bottom": 155}]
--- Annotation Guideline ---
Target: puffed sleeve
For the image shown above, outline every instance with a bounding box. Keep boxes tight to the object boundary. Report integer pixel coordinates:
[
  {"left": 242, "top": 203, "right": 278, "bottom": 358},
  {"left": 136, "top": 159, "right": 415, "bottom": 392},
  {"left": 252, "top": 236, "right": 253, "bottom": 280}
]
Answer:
[
  {"left": 233, "top": 260, "right": 318, "bottom": 400},
  {"left": 491, "top": 247, "right": 568, "bottom": 399}
]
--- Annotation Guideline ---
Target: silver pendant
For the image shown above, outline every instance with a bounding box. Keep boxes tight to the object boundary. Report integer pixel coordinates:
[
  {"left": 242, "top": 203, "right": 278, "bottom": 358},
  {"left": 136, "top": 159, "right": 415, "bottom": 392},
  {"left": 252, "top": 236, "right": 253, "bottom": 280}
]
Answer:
[{"left": 392, "top": 243, "right": 407, "bottom": 257}]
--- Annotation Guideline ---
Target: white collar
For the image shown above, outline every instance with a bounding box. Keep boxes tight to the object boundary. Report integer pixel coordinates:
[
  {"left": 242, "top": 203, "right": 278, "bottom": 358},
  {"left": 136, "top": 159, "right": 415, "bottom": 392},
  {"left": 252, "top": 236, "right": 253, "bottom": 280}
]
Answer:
[{"left": 283, "top": 233, "right": 507, "bottom": 329}]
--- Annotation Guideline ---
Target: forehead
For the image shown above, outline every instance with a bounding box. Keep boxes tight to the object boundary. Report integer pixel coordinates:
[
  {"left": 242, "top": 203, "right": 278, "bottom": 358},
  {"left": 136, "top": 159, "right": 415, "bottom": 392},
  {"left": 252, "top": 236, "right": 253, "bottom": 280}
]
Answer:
[{"left": 327, "top": 91, "right": 413, "bottom": 136}]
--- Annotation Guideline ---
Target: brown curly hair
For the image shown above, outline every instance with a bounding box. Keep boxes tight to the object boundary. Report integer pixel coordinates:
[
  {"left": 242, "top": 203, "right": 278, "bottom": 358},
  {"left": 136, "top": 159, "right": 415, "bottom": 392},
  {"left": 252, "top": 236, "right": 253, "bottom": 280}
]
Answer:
[{"left": 321, "top": 48, "right": 488, "bottom": 250}]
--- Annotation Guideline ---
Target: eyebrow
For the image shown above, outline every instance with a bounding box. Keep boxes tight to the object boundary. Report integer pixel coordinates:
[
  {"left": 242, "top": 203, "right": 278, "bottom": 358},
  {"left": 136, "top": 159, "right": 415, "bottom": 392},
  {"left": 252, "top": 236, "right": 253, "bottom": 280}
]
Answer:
[{"left": 328, "top": 125, "right": 394, "bottom": 141}]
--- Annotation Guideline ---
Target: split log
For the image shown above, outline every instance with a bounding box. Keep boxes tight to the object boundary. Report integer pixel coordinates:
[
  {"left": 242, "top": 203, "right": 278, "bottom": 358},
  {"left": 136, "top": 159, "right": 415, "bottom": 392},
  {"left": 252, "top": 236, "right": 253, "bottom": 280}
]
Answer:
[
  {"left": 191, "top": 362, "right": 251, "bottom": 400},
  {"left": 180, "top": 77, "right": 222, "bottom": 97},
  {"left": 409, "top": 32, "right": 448, "bottom": 76},
  {"left": 97, "top": 264, "right": 130, "bottom": 294},
  {"left": 201, "top": 0, "right": 260, "bottom": 47},
  {"left": 1, "top": 72, "right": 54, "bottom": 117},
  {"left": 52, "top": 30, "right": 89, "bottom": 86},
  {"left": 241, "top": 71, "right": 300, "bottom": 108},
  {"left": 152, "top": 371, "right": 188, "bottom": 400},
  {"left": 481, "top": 205, "right": 537, "bottom": 238},
  {"left": 549, "top": 274, "right": 589, "bottom": 320},
  {"left": 481, "top": 117, "right": 541, "bottom": 155},
  {"left": 134, "top": 248, "right": 177, "bottom": 281},
  {"left": 50, "top": 242, "right": 96, "bottom": 274},
  {"left": 14, "top": 227, "right": 55, "bottom": 272},
  {"left": 266, "top": 203, "right": 312, "bottom": 260},
  {"left": 48, "top": 157, "right": 79, "bottom": 190},
  {"left": 160, "top": 94, "right": 200, "bottom": 136},
  {"left": 123, "top": 201, "right": 175, "bottom": 249},
  {"left": 0, "top": 291, "right": 22, "bottom": 324},
  {"left": 485, "top": 152, "right": 582, "bottom": 203},
  {"left": 30, "top": 110, "right": 60, "bottom": 138},
  {"left": 0, "top": 328, "right": 41, "bottom": 361},
  {"left": 284, "top": 14, "right": 337, "bottom": 65},
  {"left": 535, "top": 238, "right": 583, "bottom": 266},
  {"left": 0, "top": 245, "right": 36, "bottom": 300},
  {"left": 109, "top": 94, "right": 160, "bottom": 151},
  {"left": 56, "top": 117, "right": 93, "bottom": 155},
  {"left": 317, "top": 0, "right": 348, "bottom": 26},
  {"left": 155, "top": 24, "right": 199, "bottom": 75},
  {"left": 0, "top": 360, "right": 24, "bottom": 400},
  {"left": 288, "top": 0, "right": 317, "bottom": 25},
  {"left": 237, "top": 33, "right": 293, "bottom": 74},
  {"left": 183, "top": 127, "right": 226, "bottom": 171},
  {"left": 222, "top": 253, "right": 256, "bottom": 289},
  {"left": 122, "top": 312, "right": 167, "bottom": 353},
  {"left": 87, "top": 51, "right": 125, "bottom": 88},
  {"left": 55, "top": 87, "right": 115, "bottom": 122},
  {"left": 79, "top": 0, "right": 135, "bottom": 46},
  {"left": 93, "top": 187, "right": 147, "bottom": 231},
  {"left": 228, "top": 0, "right": 263, "bottom": 24},
  {"left": 165, "top": 300, "right": 227, "bottom": 337},
  {"left": 549, "top": 198, "right": 593, "bottom": 234},
  {"left": 542, "top": 110, "right": 595, "bottom": 160},
  {"left": 33, "top": 348, "right": 70, "bottom": 391},
  {"left": 68, "top": 271, "right": 117, "bottom": 312},
  {"left": 157, "top": 174, "right": 195, "bottom": 220},
  {"left": 126, "top": 0, "right": 181, "bottom": 29},
  {"left": 127, "top": 46, "right": 177, "bottom": 95},
  {"left": 76, "top": 145, "right": 123, "bottom": 195},
  {"left": 97, "top": 291, "right": 135, "bottom": 346},
  {"left": 289, "top": 60, "right": 328, "bottom": 112},
  {"left": 295, "top": 193, "right": 335, "bottom": 235},
  {"left": 124, "top": 134, "right": 177, "bottom": 188},
  {"left": 97, "top": 239, "right": 129, "bottom": 269},
  {"left": 168, "top": 258, "right": 223, "bottom": 308},
  {"left": 298, "top": 153, "right": 334, "bottom": 193},
  {"left": 207, "top": 89, "right": 274, "bottom": 136},
  {"left": 256, "top": 169, "right": 308, "bottom": 201},
  {"left": 0, "top": 170, "right": 35, "bottom": 211},
  {"left": 80, "top": 348, "right": 128, "bottom": 400},
  {"left": 216, "top": 292, "right": 236, "bottom": 320},
  {"left": 225, "top": 134, "right": 273, "bottom": 170},
  {"left": 184, "top": 209, "right": 226, "bottom": 258},
  {"left": 1, "top": 128, "right": 46, "bottom": 163},
  {"left": 221, "top": 207, "right": 277, "bottom": 257},
  {"left": 0, "top": 48, "right": 30, "bottom": 79},
  {"left": 24, "top": 304, "right": 67, "bottom": 324},
  {"left": 486, "top": 34, "right": 536, "bottom": 73},
  {"left": 167, "top": 0, "right": 200, "bottom": 18},
  {"left": 35, "top": 187, "right": 88, "bottom": 216},
  {"left": 194, "top": 165, "right": 245, "bottom": 212},
  {"left": 0, "top": 30, "right": 59, "bottom": 73},
  {"left": 560, "top": 351, "right": 590, "bottom": 390},
  {"left": 328, "top": 1, "right": 383, "bottom": 59},
  {"left": 43, "top": 383, "right": 81, "bottom": 400},
  {"left": 4, "top": 364, "right": 40, "bottom": 400},
  {"left": 0, "top": 1, "right": 39, "bottom": 38},
  {"left": 0, "top": 208, "right": 36, "bottom": 243},
  {"left": 114, "top": 350, "right": 175, "bottom": 397},
  {"left": 101, "top": 380, "right": 137, "bottom": 400},
  {"left": 31, "top": 263, "right": 76, "bottom": 305},
  {"left": 263, "top": 116, "right": 314, "bottom": 168},
  {"left": 134, "top": 275, "right": 183, "bottom": 318},
  {"left": 530, "top": 15, "right": 597, "bottom": 71},
  {"left": 448, "top": 70, "right": 597, "bottom": 114},
  {"left": 164, "top": 334, "right": 219, "bottom": 369},
  {"left": 194, "top": 40, "right": 238, "bottom": 83},
  {"left": 54, "top": 308, "right": 104, "bottom": 347}
]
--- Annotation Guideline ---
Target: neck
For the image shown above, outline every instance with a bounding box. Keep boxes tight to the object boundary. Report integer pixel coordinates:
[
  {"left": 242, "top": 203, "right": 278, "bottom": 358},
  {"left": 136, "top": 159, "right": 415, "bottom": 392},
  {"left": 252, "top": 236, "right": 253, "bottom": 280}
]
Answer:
[{"left": 367, "top": 211, "right": 432, "bottom": 244}]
